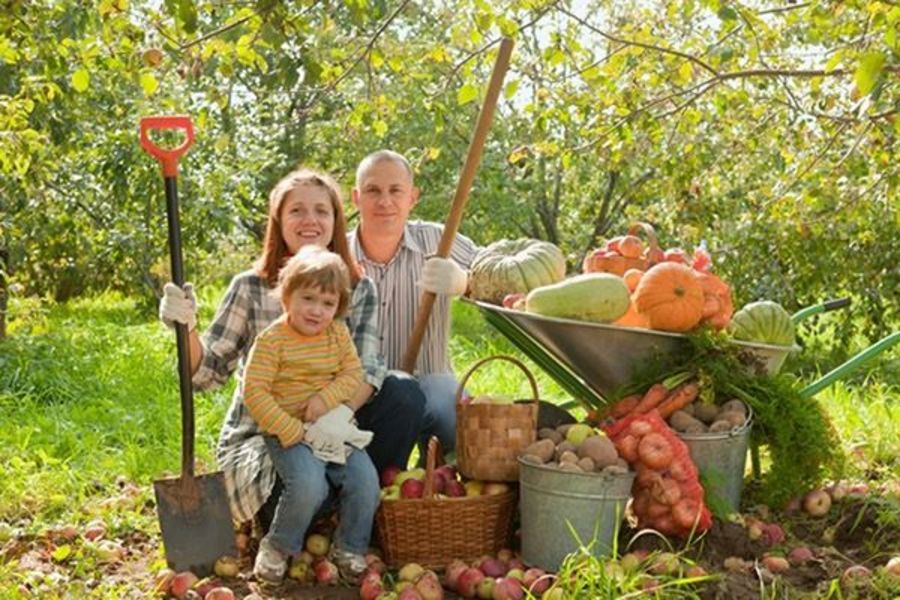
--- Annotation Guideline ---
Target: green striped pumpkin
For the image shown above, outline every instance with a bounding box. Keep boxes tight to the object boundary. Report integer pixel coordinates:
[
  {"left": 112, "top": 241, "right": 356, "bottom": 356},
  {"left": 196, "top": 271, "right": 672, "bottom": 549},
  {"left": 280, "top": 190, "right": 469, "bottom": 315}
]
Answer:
[
  {"left": 728, "top": 300, "right": 795, "bottom": 346},
  {"left": 469, "top": 238, "right": 566, "bottom": 304}
]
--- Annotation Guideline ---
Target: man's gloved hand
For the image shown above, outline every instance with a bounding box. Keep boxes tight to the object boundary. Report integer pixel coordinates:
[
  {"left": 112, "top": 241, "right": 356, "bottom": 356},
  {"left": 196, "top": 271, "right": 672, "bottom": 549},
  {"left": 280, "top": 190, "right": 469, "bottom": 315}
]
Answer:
[
  {"left": 159, "top": 282, "right": 198, "bottom": 331},
  {"left": 421, "top": 257, "right": 468, "bottom": 296}
]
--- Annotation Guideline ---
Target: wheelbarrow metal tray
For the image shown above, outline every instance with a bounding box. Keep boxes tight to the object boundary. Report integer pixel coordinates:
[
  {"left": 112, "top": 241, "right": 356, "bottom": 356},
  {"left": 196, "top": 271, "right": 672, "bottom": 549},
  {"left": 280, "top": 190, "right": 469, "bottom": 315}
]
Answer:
[{"left": 465, "top": 298, "right": 798, "bottom": 398}]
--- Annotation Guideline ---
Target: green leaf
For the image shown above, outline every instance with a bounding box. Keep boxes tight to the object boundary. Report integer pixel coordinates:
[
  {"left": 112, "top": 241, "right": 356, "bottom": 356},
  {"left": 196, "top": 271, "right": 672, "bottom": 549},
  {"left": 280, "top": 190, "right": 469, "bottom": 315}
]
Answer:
[
  {"left": 854, "top": 52, "right": 886, "bottom": 96},
  {"left": 51, "top": 544, "right": 72, "bottom": 562},
  {"left": 677, "top": 61, "right": 693, "bottom": 84},
  {"left": 71, "top": 69, "right": 90, "bottom": 92},
  {"left": 457, "top": 83, "right": 478, "bottom": 106},
  {"left": 139, "top": 72, "right": 158, "bottom": 96},
  {"left": 372, "top": 119, "right": 387, "bottom": 137},
  {"left": 718, "top": 6, "right": 738, "bottom": 21},
  {"left": 504, "top": 79, "right": 519, "bottom": 100}
]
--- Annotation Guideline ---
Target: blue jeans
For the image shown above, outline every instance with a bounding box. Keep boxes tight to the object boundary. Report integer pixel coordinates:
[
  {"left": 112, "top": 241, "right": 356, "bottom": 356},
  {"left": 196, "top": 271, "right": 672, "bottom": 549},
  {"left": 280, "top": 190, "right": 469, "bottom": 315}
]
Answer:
[
  {"left": 263, "top": 436, "right": 380, "bottom": 556},
  {"left": 418, "top": 373, "right": 461, "bottom": 453}
]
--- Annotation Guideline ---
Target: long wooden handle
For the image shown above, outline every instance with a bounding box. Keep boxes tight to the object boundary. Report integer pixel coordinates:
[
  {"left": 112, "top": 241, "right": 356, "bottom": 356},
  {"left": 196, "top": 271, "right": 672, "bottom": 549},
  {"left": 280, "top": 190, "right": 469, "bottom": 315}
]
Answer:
[{"left": 401, "top": 38, "right": 514, "bottom": 373}]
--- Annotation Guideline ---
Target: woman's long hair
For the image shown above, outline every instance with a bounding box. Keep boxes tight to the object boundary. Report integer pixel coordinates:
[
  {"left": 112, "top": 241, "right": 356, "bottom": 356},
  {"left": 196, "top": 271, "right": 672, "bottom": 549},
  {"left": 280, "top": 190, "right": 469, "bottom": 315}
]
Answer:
[{"left": 254, "top": 168, "right": 360, "bottom": 288}]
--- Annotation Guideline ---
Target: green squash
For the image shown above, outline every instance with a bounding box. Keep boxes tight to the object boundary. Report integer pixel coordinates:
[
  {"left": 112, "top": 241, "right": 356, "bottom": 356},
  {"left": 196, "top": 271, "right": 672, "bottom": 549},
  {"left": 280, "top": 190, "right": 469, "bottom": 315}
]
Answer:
[
  {"left": 468, "top": 238, "right": 566, "bottom": 304},
  {"left": 729, "top": 300, "right": 795, "bottom": 346},
  {"left": 526, "top": 273, "right": 630, "bottom": 323}
]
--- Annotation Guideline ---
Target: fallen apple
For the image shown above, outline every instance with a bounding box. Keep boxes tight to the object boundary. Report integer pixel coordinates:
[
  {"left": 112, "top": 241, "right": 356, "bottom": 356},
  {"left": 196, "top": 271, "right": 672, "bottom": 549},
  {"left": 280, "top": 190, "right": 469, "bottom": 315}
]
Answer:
[
  {"left": 444, "top": 559, "right": 468, "bottom": 590},
  {"left": 306, "top": 533, "right": 330, "bottom": 557},
  {"left": 314, "top": 558, "right": 339, "bottom": 584},
  {"left": 214, "top": 555, "right": 240, "bottom": 578},
  {"left": 802, "top": 489, "right": 832, "bottom": 517},
  {"left": 153, "top": 568, "right": 176, "bottom": 595},
  {"left": 398, "top": 587, "right": 424, "bottom": 600},
  {"left": 761, "top": 555, "right": 789, "bottom": 573},
  {"left": 456, "top": 567, "right": 485, "bottom": 598},
  {"left": 492, "top": 577, "right": 524, "bottom": 600},
  {"left": 787, "top": 546, "right": 814, "bottom": 566},
  {"left": 763, "top": 523, "right": 785, "bottom": 546},
  {"left": 475, "top": 576, "right": 494, "bottom": 599},
  {"left": 884, "top": 556, "right": 900, "bottom": 577},
  {"left": 288, "top": 561, "right": 310, "bottom": 582},
  {"left": 840, "top": 564, "right": 872, "bottom": 589},
  {"left": 359, "top": 571, "right": 385, "bottom": 600},
  {"left": 522, "top": 568, "right": 551, "bottom": 595},
  {"left": 169, "top": 571, "right": 199, "bottom": 599},
  {"left": 477, "top": 557, "right": 506, "bottom": 578},
  {"left": 398, "top": 562, "right": 425, "bottom": 583},
  {"left": 205, "top": 587, "right": 235, "bottom": 600},
  {"left": 414, "top": 570, "right": 443, "bottom": 600}
]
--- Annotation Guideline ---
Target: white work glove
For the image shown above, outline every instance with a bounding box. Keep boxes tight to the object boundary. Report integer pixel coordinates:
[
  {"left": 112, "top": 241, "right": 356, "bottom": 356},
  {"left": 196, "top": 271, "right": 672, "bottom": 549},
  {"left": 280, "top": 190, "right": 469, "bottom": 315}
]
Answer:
[
  {"left": 304, "top": 428, "right": 347, "bottom": 464},
  {"left": 159, "top": 282, "right": 197, "bottom": 331},
  {"left": 421, "top": 257, "right": 468, "bottom": 297},
  {"left": 345, "top": 423, "right": 373, "bottom": 450}
]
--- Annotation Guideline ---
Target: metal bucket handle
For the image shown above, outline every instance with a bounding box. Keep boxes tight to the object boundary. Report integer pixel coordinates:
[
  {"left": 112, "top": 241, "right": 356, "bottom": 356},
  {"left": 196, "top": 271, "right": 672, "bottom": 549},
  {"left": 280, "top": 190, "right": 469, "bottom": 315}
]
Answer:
[{"left": 454, "top": 354, "right": 540, "bottom": 404}]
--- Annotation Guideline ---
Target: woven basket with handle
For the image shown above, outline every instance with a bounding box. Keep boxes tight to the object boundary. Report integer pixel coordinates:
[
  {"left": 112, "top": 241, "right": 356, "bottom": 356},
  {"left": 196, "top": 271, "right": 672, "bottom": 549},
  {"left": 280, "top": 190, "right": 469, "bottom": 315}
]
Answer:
[
  {"left": 582, "top": 221, "right": 661, "bottom": 276},
  {"left": 374, "top": 436, "right": 517, "bottom": 569},
  {"left": 456, "top": 355, "right": 540, "bottom": 482}
]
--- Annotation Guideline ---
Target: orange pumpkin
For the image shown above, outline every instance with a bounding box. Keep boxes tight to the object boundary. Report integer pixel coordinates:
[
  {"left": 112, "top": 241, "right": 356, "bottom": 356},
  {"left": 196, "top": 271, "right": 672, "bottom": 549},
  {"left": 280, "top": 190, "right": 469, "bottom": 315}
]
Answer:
[
  {"left": 633, "top": 263, "right": 704, "bottom": 332},
  {"left": 614, "top": 300, "right": 651, "bottom": 329},
  {"left": 697, "top": 272, "right": 733, "bottom": 330}
]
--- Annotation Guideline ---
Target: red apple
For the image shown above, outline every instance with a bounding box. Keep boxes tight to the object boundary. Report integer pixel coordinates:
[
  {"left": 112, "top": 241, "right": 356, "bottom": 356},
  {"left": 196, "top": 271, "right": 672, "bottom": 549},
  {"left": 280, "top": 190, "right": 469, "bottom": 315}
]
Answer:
[
  {"left": 360, "top": 572, "right": 385, "bottom": 600},
  {"left": 802, "top": 489, "right": 832, "bottom": 517},
  {"left": 444, "top": 559, "right": 468, "bottom": 590},
  {"left": 193, "top": 577, "right": 222, "bottom": 598},
  {"left": 663, "top": 248, "right": 688, "bottom": 264},
  {"left": 444, "top": 480, "right": 466, "bottom": 497},
  {"left": 618, "top": 235, "right": 643, "bottom": 259},
  {"left": 401, "top": 479, "right": 425, "bottom": 499},
  {"left": 398, "top": 587, "right": 424, "bottom": 600},
  {"left": 153, "top": 568, "right": 176, "bottom": 595},
  {"left": 763, "top": 523, "right": 785, "bottom": 546},
  {"left": 205, "top": 588, "right": 235, "bottom": 600},
  {"left": 477, "top": 557, "right": 506, "bottom": 578},
  {"left": 314, "top": 558, "right": 339, "bottom": 584},
  {"left": 492, "top": 577, "right": 524, "bottom": 600},
  {"left": 380, "top": 466, "right": 402, "bottom": 488},
  {"left": 522, "top": 568, "right": 551, "bottom": 595},
  {"left": 456, "top": 567, "right": 485, "bottom": 598},
  {"left": 788, "top": 547, "right": 814, "bottom": 565},
  {"left": 169, "top": 571, "right": 199, "bottom": 599},
  {"left": 761, "top": 555, "right": 789, "bottom": 573}
]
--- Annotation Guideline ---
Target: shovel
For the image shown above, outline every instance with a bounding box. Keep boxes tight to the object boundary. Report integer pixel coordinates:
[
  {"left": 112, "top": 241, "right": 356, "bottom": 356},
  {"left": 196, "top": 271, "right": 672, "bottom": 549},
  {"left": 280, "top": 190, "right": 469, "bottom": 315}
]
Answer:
[{"left": 140, "top": 116, "right": 235, "bottom": 576}]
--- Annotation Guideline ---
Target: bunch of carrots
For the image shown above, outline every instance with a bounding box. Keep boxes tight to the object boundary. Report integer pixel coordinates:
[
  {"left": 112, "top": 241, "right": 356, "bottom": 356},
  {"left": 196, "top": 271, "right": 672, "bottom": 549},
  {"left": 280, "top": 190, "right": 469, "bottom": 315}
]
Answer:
[{"left": 589, "top": 374, "right": 700, "bottom": 423}]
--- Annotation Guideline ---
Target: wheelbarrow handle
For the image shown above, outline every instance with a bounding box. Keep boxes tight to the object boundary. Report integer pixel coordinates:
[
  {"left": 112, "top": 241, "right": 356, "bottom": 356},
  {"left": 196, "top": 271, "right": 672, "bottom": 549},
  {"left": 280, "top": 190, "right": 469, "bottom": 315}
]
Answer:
[
  {"left": 140, "top": 116, "right": 195, "bottom": 178},
  {"left": 801, "top": 331, "right": 900, "bottom": 398},
  {"left": 791, "top": 297, "right": 851, "bottom": 324}
]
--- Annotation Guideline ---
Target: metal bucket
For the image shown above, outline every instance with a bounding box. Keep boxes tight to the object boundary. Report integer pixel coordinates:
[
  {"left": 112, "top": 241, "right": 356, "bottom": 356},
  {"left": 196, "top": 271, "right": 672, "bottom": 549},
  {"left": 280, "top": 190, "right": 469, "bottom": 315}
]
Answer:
[
  {"left": 679, "top": 416, "right": 752, "bottom": 513},
  {"left": 519, "top": 459, "right": 634, "bottom": 572},
  {"left": 730, "top": 339, "right": 800, "bottom": 375}
]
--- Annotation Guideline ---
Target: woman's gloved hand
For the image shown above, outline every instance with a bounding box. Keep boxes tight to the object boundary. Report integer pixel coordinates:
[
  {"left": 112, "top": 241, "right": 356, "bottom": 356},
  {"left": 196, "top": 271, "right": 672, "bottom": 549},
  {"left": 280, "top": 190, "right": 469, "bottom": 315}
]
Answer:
[
  {"left": 421, "top": 257, "right": 468, "bottom": 296},
  {"left": 159, "top": 282, "right": 198, "bottom": 331}
]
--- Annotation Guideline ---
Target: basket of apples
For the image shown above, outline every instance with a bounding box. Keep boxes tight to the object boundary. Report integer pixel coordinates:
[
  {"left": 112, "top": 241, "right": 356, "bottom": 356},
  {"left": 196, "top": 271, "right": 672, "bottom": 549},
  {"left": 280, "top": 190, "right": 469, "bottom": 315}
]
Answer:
[
  {"left": 582, "top": 221, "right": 663, "bottom": 276},
  {"left": 375, "top": 436, "right": 517, "bottom": 569},
  {"left": 456, "top": 355, "right": 540, "bottom": 482}
]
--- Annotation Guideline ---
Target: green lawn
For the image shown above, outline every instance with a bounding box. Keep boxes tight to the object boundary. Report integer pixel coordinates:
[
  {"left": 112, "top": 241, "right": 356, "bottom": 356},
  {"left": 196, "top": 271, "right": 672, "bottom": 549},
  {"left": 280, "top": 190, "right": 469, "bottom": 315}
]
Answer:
[{"left": 0, "top": 291, "right": 897, "bottom": 597}]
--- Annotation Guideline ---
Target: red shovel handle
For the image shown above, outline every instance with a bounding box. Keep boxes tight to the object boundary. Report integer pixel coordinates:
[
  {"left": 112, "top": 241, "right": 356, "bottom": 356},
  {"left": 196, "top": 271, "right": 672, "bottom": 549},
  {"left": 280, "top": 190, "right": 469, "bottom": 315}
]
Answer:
[{"left": 140, "top": 116, "right": 195, "bottom": 177}]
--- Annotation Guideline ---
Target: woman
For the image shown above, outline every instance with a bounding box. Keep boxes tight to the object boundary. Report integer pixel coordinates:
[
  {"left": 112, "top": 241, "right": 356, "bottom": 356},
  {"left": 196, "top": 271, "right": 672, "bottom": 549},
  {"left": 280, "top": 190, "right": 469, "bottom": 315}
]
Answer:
[{"left": 159, "top": 168, "right": 425, "bottom": 527}]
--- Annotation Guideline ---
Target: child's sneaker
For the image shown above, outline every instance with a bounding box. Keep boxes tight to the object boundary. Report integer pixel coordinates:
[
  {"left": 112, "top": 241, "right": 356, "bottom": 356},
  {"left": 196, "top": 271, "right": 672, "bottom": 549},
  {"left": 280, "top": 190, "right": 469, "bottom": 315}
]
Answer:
[
  {"left": 329, "top": 546, "right": 367, "bottom": 582},
  {"left": 253, "top": 536, "right": 287, "bottom": 584}
]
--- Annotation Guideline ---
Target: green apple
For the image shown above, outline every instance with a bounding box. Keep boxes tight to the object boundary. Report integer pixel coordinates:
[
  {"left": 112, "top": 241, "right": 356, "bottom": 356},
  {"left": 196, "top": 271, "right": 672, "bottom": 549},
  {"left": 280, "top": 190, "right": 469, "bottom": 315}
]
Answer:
[{"left": 566, "top": 423, "right": 595, "bottom": 446}]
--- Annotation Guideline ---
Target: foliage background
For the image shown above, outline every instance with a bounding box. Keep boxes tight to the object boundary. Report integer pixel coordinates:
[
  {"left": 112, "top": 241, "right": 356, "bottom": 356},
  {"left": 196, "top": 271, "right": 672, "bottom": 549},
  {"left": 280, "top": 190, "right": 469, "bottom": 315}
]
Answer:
[{"left": 2, "top": 0, "right": 898, "bottom": 354}]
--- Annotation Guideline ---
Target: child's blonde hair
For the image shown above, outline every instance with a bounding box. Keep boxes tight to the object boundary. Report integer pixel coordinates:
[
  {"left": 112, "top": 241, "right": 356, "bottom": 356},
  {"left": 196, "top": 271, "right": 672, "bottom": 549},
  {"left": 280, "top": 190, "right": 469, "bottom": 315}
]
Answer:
[{"left": 275, "top": 246, "right": 352, "bottom": 318}]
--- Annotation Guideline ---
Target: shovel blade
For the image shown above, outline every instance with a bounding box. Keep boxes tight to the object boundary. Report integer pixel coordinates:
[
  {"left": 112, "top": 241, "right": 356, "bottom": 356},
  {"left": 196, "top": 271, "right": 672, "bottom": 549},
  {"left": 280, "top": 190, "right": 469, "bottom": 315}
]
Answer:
[{"left": 154, "top": 472, "right": 235, "bottom": 576}]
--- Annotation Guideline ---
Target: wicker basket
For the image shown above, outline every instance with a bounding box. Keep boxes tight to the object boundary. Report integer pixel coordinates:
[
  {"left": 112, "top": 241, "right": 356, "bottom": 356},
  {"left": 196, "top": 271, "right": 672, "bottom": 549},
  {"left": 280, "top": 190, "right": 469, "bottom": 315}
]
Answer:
[
  {"left": 456, "top": 355, "right": 540, "bottom": 482},
  {"left": 375, "top": 437, "right": 517, "bottom": 569},
  {"left": 582, "top": 221, "right": 661, "bottom": 276}
]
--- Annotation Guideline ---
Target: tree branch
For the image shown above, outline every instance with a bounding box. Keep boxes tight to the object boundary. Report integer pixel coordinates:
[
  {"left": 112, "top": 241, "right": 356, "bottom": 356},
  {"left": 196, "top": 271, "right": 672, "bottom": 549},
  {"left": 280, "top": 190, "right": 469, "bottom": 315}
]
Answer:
[{"left": 559, "top": 7, "right": 720, "bottom": 77}]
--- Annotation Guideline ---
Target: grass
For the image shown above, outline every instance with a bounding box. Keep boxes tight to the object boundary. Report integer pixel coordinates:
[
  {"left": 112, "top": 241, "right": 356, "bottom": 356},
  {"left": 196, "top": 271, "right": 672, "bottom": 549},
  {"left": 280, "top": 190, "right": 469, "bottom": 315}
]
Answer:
[{"left": 0, "top": 290, "right": 897, "bottom": 597}]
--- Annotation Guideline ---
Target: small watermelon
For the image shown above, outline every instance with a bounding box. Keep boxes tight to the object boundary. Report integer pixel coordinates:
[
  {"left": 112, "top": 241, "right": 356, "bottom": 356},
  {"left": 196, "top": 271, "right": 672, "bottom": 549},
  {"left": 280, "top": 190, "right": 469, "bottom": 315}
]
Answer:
[{"left": 728, "top": 300, "right": 795, "bottom": 346}]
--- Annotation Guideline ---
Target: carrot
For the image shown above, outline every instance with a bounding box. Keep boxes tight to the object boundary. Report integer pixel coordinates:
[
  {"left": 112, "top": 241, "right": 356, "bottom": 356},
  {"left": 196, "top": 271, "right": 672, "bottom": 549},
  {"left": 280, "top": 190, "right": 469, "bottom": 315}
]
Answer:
[
  {"left": 602, "top": 394, "right": 642, "bottom": 419},
  {"left": 630, "top": 383, "right": 670, "bottom": 415},
  {"left": 656, "top": 382, "right": 701, "bottom": 419}
]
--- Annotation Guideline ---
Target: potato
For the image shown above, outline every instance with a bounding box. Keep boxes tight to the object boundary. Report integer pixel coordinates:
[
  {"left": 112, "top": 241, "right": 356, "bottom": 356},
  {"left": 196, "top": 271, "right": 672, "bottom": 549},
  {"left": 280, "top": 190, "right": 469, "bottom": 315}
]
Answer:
[
  {"left": 559, "top": 450, "right": 579, "bottom": 464},
  {"left": 709, "top": 420, "right": 733, "bottom": 433},
  {"left": 669, "top": 411, "right": 705, "bottom": 432},
  {"left": 694, "top": 403, "right": 720, "bottom": 424},
  {"left": 720, "top": 399, "right": 747, "bottom": 417},
  {"left": 538, "top": 427, "right": 564, "bottom": 445},
  {"left": 556, "top": 423, "right": 574, "bottom": 437},
  {"left": 680, "top": 402, "right": 695, "bottom": 416},
  {"left": 683, "top": 422, "right": 709, "bottom": 434},
  {"left": 520, "top": 454, "right": 544, "bottom": 465},
  {"left": 554, "top": 441, "right": 576, "bottom": 461},
  {"left": 601, "top": 465, "right": 629, "bottom": 476},
  {"left": 577, "top": 457, "right": 596, "bottom": 473},
  {"left": 558, "top": 462, "right": 583, "bottom": 473},
  {"left": 717, "top": 411, "right": 747, "bottom": 428},
  {"left": 577, "top": 435, "right": 619, "bottom": 468},
  {"left": 522, "top": 439, "right": 555, "bottom": 463}
]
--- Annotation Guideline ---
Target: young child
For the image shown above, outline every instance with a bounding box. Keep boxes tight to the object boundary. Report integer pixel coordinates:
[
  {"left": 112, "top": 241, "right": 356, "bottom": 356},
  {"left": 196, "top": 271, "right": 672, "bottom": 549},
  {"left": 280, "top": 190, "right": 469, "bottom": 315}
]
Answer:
[{"left": 242, "top": 246, "right": 380, "bottom": 584}]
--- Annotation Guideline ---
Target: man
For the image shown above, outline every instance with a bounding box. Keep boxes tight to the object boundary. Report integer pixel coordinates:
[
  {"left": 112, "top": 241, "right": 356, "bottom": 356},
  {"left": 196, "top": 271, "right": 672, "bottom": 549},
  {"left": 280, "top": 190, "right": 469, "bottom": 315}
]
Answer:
[{"left": 349, "top": 150, "right": 478, "bottom": 452}]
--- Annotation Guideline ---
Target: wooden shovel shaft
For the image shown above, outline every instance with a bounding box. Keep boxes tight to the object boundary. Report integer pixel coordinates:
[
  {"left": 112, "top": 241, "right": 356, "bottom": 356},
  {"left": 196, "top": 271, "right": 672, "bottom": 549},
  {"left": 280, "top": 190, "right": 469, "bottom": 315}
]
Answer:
[{"left": 401, "top": 37, "right": 514, "bottom": 374}]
